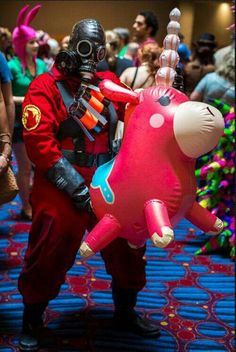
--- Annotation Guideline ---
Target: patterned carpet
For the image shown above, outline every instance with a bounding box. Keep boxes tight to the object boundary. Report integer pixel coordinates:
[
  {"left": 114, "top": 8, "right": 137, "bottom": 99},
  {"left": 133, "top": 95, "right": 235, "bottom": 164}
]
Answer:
[{"left": 0, "top": 195, "right": 235, "bottom": 352}]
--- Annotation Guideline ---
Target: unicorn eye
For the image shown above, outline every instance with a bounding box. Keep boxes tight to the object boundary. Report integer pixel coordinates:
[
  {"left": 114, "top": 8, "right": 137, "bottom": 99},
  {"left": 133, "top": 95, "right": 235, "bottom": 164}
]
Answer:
[{"left": 157, "top": 96, "right": 171, "bottom": 106}]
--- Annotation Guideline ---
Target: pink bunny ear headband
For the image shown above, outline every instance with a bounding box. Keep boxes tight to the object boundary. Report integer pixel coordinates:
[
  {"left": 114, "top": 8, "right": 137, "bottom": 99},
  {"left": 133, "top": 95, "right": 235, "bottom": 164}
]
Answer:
[{"left": 12, "top": 4, "right": 41, "bottom": 71}]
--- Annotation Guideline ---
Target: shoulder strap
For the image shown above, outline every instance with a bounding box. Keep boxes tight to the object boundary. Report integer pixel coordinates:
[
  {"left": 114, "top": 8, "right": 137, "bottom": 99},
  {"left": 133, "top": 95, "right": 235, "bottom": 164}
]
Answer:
[
  {"left": 95, "top": 76, "right": 118, "bottom": 154},
  {"left": 48, "top": 71, "right": 74, "bottom": 109},
  {"left": 130, "top": 67, "right": 139, "bottom": 89},
  {"left": 139, "top": 73, "right": 154, "bottom": 88},
  {"left": 107, "top": 102, "right": 118, "bottom": 154},
  {"left": 55, "top": 80, "right": 74, "bottom": 110}
]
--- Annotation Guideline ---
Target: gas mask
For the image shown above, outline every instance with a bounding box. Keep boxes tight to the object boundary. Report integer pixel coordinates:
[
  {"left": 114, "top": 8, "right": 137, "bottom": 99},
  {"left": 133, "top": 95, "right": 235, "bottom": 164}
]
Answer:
[{"left": 55, "top": 19, "right": 106, "bottom": 80}]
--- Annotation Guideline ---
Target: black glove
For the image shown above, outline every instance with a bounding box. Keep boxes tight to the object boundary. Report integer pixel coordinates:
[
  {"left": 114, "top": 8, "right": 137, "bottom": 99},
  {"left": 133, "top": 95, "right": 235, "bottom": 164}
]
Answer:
[
  {"left": 72, "top": 184, "right": 93, "bottom": 212},
  {"left": 47, "top": 157, "right": 92, "bottom": 212}
]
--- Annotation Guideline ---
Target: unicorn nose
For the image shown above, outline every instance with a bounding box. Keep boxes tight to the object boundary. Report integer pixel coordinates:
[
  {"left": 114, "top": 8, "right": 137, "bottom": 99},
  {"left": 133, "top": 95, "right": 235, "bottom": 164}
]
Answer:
[{"left": 173, "top": 101, "right": 224, "bottom": 159}]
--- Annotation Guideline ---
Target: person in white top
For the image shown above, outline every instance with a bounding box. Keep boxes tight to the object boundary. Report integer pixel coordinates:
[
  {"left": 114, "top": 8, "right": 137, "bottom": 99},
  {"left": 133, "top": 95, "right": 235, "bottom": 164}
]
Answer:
[{"left": 120, "top": 42, "right": 160, "bottom": 90}]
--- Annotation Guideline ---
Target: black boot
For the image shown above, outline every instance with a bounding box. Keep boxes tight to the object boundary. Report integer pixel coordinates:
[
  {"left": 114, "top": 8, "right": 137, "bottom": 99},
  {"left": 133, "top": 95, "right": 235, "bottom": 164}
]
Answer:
[
  {"left": 19, "top": 302, "right": 48, "bottom": 352},
  {"left": 112, "top": 285, "right": 161, "bottom": 338}
]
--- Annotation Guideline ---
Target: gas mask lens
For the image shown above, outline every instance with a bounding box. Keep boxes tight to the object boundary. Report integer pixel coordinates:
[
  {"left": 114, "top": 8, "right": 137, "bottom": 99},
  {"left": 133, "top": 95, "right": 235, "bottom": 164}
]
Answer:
[
  {"left": 76, "top": 40, "right": 106, "bottom": 62},
  {"left": 77, "top": 40, "right": 93, "bottom": 57},
  {"left": 97, "top": 46, "right": 106, "bottom": 61}
]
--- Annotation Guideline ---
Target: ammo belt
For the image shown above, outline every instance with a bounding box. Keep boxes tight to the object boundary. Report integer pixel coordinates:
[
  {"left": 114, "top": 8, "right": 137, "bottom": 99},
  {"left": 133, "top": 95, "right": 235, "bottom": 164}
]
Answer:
[{"left": 62, "top": 149, "right": 111, "bottom": 168}]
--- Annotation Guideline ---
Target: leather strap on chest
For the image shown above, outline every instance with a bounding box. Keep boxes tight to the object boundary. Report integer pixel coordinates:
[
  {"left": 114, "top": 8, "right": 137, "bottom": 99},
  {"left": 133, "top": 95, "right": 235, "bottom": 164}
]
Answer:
[{"left": 56, "top": 80, "right": 95, "bottom": 142}]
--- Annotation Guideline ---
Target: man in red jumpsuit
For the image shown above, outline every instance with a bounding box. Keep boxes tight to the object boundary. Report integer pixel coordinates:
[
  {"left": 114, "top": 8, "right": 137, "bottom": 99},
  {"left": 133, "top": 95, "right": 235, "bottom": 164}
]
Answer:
[{"left": 18, "top": 19, "right": 160, "bottom": 351}]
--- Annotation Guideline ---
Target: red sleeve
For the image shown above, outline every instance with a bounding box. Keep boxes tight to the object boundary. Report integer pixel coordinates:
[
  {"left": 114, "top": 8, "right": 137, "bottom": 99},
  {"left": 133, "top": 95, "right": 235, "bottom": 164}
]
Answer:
[
  {"left": 22, "top": 73, "right": 64, "bottom": 171},
  {"left": 96, "top": 71, "right": 121, "bottom": 85},
  {"left": 96, "top": 71, "right": 126, "bottom": 121}
]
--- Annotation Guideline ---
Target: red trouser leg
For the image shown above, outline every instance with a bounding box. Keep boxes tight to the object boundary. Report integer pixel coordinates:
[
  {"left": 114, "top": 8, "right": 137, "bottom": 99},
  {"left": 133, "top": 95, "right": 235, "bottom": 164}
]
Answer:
[
  {"left": 18, "top": 178, "right": 90, "bottom": 304},
  {"left": 101, "top": 238, "right": 146, "bottom": 292}
]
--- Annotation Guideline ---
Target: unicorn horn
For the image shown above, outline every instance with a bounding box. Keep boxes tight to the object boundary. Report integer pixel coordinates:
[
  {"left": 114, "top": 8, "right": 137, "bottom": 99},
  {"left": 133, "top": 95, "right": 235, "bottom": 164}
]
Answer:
[{"left": 155, "top": 8, "right": 181, "bottom": 87}]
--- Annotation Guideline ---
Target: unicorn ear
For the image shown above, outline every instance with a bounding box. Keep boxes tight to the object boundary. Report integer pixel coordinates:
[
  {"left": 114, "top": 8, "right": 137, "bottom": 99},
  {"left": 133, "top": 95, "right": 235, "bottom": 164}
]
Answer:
[
  {"left": 16, "top": 4, "right": 30, "bottom": 27},
  {"left": 24, "top": 4, "right": 41, "bottom": 26},
  {"left": 99, "top": 79, "right": 139, "bottom": 104}
]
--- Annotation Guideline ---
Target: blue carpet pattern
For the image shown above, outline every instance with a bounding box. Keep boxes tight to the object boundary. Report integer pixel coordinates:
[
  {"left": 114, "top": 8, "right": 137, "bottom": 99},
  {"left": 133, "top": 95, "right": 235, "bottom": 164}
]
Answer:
[{"left": 0, "top": 195, "right": 235, "bottom": 352}]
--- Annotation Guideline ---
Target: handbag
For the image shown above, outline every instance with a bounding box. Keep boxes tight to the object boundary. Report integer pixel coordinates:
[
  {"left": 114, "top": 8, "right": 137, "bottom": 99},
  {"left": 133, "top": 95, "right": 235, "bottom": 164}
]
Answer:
[{"left": 0, "top": 167, "right": 19, "bottom": 206}]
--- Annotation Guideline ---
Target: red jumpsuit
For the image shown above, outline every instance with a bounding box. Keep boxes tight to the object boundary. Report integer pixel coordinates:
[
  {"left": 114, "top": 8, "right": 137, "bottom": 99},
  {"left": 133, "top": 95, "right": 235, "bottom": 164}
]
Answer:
[{"left": 18, "top": 66, "right": 146, "bottom": 304}]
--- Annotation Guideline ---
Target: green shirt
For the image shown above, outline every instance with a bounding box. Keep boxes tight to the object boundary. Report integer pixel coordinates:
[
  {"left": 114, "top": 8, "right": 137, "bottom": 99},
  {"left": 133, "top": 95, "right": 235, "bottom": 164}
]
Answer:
[
  {"left": 8, "top": 56, "right": 48, "bottom": 96},
  {"left": 118, "top": 45, "right": 128, "bottom": 58},
  {"left": 8, "top": 56, "right": 48, "bottom": 119}
]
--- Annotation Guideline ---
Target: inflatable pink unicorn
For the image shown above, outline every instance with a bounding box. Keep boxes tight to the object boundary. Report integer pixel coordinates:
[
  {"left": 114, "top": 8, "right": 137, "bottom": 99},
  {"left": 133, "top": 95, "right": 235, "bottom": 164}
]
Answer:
[
  {"left": 12, "top": 4, "right": 41, "bottom": 71},
  {"left": 79, "top": 9, "right": 225, "bottom": 258}
]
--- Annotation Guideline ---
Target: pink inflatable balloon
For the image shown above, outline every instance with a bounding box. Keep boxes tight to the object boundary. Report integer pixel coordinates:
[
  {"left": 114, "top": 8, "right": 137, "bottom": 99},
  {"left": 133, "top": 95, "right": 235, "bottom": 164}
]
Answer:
[
  {"left": 169, "top": 8, "right": 181, "bottom": 21},
  {"left": 159, "top": 49, "right": 179, "bottom": 68},
  {"left": 167, "top": 21, "right": 180, "bottom": 34},
  {"left": 163, "top": 34, "right": 180, "bottom": 51},
  {"left": 79, "top": 80, "right": 225, "bottom": 258},
  {"left": 155, "top": 67, "right": 177, "bottom": 87}
]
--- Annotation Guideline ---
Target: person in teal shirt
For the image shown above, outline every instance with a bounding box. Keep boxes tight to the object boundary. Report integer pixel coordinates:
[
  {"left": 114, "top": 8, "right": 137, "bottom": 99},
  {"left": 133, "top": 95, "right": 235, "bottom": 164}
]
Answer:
[
  {"left": 8, "top": 52, "right": 48, "bottom": 137},
  {"left": 8, "top": 4, "right": 48, "bottom": 221},
  {"left": 113, "top": 27, "right": 130, "bottom": 58}
]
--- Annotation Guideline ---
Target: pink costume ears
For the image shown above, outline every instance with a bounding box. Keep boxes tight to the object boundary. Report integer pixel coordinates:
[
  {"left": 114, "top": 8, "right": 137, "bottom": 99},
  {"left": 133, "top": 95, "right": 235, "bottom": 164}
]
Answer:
[
  {"left": 13, "top": 4, "right": 42, "bottom": 72},
  {"left": 16, "top": 5, "right": 30, "bottom": 26},
  {"left": 25, "top": 4, "right": 42, "bottom": 26},
  {"left": 16, "top": 4, "right": 41, "bottom": 28}
]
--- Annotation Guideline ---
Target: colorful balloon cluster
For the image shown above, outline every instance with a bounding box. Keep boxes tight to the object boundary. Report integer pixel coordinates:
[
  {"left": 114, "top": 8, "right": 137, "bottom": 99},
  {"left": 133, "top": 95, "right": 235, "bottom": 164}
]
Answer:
[{"left": 195, "top": 99, "right": 235, "bottom": 260}]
